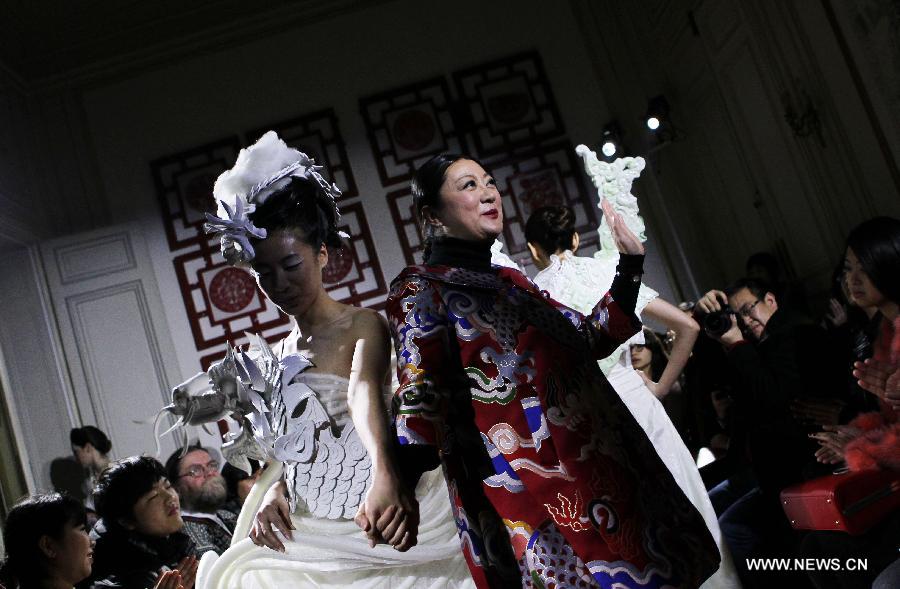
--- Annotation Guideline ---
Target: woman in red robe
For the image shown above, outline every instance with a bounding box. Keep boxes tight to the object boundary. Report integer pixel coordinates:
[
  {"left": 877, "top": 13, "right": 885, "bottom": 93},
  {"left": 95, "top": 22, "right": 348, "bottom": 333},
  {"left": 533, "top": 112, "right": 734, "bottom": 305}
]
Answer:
[{"left": 382, "top": 153, "right": 719, "bottom": 588}]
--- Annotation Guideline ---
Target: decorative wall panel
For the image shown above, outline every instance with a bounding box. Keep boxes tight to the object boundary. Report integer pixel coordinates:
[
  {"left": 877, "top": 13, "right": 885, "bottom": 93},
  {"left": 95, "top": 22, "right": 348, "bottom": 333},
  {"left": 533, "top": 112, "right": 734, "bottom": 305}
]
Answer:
[
  {"left": 360, "top": 77, "right": 469, "bottom": 186},
  {"left": 247, "top": 109, "right": 359, "bottom": 200},
  {"left": 453, "top": 51, "right": 565, "bottom": 157},
  {"left": 151, "top": 138, "right": 241, "bottom": 251}
]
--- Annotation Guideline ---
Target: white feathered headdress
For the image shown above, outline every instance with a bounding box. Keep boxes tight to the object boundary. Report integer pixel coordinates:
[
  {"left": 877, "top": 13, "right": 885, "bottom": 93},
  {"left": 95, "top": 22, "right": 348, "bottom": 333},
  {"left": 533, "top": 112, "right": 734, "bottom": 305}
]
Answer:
[{"left": 205, "top": 131, "right": 344, "bottom": 265}]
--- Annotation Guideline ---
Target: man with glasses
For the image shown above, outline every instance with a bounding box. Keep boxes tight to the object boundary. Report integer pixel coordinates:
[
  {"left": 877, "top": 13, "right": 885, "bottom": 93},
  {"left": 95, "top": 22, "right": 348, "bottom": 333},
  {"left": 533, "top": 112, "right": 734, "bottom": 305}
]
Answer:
[
  {"left": 165, "top": 445, "right": 238, "bottom": 555},
  {"left": 697, "top": 278, "right": 845, "bottom": 583}
]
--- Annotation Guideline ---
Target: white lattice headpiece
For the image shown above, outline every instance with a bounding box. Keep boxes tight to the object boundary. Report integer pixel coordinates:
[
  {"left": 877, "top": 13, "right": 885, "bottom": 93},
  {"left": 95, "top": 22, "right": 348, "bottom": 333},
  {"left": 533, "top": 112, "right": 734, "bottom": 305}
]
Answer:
[{"left": 205, "top": 131, "right": 344, "bottom": 265}]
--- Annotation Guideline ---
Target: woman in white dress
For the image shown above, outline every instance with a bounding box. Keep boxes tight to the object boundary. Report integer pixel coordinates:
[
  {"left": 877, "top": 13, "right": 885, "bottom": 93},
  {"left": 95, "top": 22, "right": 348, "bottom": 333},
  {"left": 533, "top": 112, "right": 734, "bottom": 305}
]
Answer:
[
  {"left": 524, "top": 205, "right": 741, "bottom": 589},
  {"left": 196, "top": 132, "right": 473, "bottom": 588}
]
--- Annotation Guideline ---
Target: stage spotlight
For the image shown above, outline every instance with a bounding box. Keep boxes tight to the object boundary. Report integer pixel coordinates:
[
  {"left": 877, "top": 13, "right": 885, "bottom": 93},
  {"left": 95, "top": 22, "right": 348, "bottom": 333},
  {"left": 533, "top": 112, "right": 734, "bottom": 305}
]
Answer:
[
  {"left": 644, "top": 95, "right": 670, "bottom": 132},
  {"left": 601, "top": 139, "right": 617, "bottom": 157},
  {"left": 599, "top": 122, "right": 622, "bottom": 160}
]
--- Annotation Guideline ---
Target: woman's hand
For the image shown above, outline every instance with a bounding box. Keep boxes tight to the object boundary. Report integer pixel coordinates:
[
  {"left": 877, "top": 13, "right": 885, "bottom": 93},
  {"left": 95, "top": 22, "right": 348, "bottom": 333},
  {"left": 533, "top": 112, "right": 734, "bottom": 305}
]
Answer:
[
  {"left": 810, "top": 425, "right": 861, "bottom": 464},
  {"left": 355, "top": 470, "right": 419, "bottom": 552},
  {"left": 249, "top": 480, "right": 294, "bottom": 552},
  {"left": 853, "top": 358, "right": 900, "bottom": 410},
  {"left": 156, "top": 556, "right": 197, "bottom": 589},
  {"left": 601, "top": 199, "right": 644, "bottom": 255},
  {"left": 154, "top": 570, "right": 184, "bottom": 589},
  {"left": 824, "top": 298, "right": 848, "bottom": 327}
]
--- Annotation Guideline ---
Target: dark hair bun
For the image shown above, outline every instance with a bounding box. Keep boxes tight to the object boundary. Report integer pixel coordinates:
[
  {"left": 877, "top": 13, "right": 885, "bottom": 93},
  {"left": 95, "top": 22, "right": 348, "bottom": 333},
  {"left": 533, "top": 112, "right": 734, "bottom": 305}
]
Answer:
[
  {"left": 249, "top": 176, "right": 344, "bottom": 250},
  {"left": 69, "top": 425, "right": 112, "bottom": 454},
  {"left": 524, "top": 206, "right": 577, "bottom": 255}
]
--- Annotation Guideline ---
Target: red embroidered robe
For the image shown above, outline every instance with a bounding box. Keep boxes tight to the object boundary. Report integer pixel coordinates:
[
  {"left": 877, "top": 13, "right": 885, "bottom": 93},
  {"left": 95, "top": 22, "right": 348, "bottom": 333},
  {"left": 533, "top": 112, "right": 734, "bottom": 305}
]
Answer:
[{"left": 388, "top": 264, "right": 719, "bottom": 588}]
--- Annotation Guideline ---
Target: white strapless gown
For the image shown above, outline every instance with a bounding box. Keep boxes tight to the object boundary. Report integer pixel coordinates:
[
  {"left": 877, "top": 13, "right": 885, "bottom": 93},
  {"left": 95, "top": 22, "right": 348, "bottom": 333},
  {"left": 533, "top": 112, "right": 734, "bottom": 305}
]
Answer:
[
  {"left": 197, "top": 373, "right": 474, "bottom": 589},
  {"left": 534, "top": 251, "right": 741, "bottom": 589}
]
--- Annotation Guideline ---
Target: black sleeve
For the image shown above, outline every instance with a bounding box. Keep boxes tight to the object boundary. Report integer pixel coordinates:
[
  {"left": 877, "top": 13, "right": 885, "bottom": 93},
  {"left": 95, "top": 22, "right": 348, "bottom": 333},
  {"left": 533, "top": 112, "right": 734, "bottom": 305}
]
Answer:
[{"left": 608, "top": 254, "right": 645, "bottom": 316}]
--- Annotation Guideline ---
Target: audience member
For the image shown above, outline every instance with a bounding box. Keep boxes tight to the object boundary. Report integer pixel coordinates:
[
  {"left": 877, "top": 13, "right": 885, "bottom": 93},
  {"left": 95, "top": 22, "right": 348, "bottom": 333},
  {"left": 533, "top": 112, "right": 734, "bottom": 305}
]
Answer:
[
  {"left": 165, "top": 446, "right": 237, "bottom": 555},
  {"left": 630, "top": 329, "right": 698, "bottom": 451},
  {"left": 0, "top": 492, "right": 92, "bottom": 589},
  {"left": 87, "top": 456, "right": 198, "bottom": 589},
  {"left": 696, "top": 276, "right": 845, "bottom": 582},
  {"left": 70, "top": 426, "right": 112, "bottom": 525}
]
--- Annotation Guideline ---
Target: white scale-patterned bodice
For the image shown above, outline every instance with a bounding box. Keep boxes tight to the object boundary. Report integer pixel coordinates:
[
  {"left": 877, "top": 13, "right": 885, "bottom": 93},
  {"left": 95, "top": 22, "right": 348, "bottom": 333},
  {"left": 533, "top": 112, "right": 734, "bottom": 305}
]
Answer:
[{"left": 272, "top": 371, "right": 374, "bottom": 520}]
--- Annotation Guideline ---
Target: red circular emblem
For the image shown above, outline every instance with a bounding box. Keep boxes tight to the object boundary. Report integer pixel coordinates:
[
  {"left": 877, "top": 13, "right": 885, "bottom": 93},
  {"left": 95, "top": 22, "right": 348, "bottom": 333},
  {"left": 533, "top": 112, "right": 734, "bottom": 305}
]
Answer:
[
  {"left": 322, "top": 245, "right": 353, "bottom": 284},
  {"left": 391, "top": 109, "right": 436, "bottom": 152},
  {"left": 208, "top": 268, "right": 257, "bottom": 312}
]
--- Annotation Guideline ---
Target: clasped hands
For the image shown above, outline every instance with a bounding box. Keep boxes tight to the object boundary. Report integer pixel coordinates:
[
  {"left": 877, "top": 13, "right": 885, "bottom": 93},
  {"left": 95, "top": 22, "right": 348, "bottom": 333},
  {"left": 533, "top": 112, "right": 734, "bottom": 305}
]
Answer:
[
  {"left": 250, "top": 472, "right": 419, "bottom": 553},
  {"left": 354, "top": 470, "right": 420, "bottom": 552}
]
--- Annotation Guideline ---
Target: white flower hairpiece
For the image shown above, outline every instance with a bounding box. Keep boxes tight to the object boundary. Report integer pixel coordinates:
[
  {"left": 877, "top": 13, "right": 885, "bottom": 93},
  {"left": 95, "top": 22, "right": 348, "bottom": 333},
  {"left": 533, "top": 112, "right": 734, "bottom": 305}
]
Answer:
[{"left": 205, "top": 131, "right": 345, "bottom": 265}]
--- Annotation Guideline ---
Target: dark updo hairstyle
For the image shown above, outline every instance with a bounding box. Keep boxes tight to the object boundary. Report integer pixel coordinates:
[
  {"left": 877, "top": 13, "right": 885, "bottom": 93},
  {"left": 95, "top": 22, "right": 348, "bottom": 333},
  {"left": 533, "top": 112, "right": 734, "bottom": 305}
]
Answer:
[
  {"left": 70, "top": 425, "right": 112, "bottom": 455},
  {"left": 846, "top": 216, "right": 900, "bottom": 305},
  {"left": 93, "top": 456, "right": 167, "bottom": 527},
  {"left": 524, "top": 205, "right": 577, "bottom": 256},
  {"left": 0, "top": 492, "right": 86, "bottom": 586},
  {"left": 411, "top": 153, "right": 490, "bottom": 262},
  {"left": 248, "top": 176, "right": 344, "bottom": 251}
]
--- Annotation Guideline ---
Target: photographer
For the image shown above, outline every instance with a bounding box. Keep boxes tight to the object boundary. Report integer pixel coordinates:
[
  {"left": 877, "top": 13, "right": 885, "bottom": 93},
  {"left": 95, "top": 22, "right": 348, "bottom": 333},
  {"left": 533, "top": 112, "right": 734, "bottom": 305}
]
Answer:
[{"left": 697, "top": 278, "right": 845, "bottom": 580}]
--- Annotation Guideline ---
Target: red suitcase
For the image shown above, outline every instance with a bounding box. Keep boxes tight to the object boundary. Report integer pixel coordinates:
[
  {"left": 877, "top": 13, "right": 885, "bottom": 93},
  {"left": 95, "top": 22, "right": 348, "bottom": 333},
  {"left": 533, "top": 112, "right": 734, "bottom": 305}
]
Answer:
[{"left": 780, "top": 469, "right": 900, "bottom": 535}]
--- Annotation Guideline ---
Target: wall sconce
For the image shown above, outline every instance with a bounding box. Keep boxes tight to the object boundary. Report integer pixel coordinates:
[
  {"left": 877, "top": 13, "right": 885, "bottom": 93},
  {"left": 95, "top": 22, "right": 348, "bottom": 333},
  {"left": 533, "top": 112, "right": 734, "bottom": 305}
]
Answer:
[{"left": 782, "top": 85, "right": 824, "bottom": 146}]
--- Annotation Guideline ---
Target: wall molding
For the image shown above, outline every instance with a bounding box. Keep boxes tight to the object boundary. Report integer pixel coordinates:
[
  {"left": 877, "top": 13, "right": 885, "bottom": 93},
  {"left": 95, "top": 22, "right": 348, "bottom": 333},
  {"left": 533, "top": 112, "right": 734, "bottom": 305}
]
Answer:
[
  {"left": 54, "top": 232, "right": 136, "bottom": 284},
  {"left": 64, "top": 280, "right": 171, "bottom": 433}
]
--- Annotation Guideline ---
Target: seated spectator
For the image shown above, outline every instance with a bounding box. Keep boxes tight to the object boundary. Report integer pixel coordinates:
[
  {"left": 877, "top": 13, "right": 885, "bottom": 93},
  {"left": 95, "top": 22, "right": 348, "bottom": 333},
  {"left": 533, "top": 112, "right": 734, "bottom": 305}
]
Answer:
[
  {"left": 696, "top": 276, "right": 846, "bottom": 582},
  {"left": 800, "top": 218, "right": 899, "bottom": 589},
  {"left": 0, "top": 492, "right": 92, "bottom": 589},
  {"left": 88, "top": 456, "right": 198, "bottom": 589},
  {"left": 220, "top": 460, "right": 261, "bottom": 510},
  {"left": 165, "top": 446, "right": 237, "bottom": 555},
  {"left": 70, "top": 426, "right": 112, "bottom": 526}
]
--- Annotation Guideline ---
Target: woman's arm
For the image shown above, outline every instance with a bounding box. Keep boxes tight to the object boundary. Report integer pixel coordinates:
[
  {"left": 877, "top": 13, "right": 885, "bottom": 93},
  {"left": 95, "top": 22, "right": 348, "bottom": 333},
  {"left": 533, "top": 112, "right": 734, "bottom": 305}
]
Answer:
[
  {"left": 641, "top": 297, "right": 700, "bottom": 399},
  {"left": 346, "top": 311, "right": 418, "bottom": 551}
]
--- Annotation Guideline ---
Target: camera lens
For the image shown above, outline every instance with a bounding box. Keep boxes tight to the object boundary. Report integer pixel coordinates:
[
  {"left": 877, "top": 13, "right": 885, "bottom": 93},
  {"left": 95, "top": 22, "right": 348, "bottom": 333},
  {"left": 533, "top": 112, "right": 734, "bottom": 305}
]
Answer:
[{"left": 703, "top": 309, "right": 733, "bottom": 338}]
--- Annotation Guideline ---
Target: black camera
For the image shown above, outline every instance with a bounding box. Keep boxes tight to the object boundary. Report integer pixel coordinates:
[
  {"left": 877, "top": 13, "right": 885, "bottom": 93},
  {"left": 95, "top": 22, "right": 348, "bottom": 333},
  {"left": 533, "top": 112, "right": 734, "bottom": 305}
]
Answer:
[{"left": 701, "top": 298, "right": 736, "bottom": 338}]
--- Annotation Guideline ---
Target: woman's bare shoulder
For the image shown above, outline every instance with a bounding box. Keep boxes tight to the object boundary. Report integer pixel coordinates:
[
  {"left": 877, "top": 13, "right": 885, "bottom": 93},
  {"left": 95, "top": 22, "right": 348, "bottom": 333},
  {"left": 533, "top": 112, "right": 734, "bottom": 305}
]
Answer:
[{"left": 346, "top": 305, "right": 389, "bottom": 336}]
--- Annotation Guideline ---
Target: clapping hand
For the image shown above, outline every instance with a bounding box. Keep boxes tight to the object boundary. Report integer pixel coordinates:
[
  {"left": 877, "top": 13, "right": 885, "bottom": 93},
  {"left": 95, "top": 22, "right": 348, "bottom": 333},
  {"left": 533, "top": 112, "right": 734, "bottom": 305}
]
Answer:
[
  {"left": 824, "top": 298, "right": 848, "bottom": 328},
  {"left": 852, "top": 318, "right": 900, "bottom": 411},
  {"left": 155, "top": 555, "right": 198, "bottom": 589},
  {"left": 601, "top": 199, "right": 644, "bottom": 256},
  {"left": 810, "top": 425, "right": 861, "bottom": 464}
]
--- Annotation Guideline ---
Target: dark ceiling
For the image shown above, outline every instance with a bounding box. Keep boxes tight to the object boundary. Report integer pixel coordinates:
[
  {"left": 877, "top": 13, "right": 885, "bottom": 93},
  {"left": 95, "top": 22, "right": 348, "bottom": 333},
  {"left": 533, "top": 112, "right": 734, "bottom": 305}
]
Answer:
[{"left": 0, "top": 0, "right": 380, "bottom": 88}]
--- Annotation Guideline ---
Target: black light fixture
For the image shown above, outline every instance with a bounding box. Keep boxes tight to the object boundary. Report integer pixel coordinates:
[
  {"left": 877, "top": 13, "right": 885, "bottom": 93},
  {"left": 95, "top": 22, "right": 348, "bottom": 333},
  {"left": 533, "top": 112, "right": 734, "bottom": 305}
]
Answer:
[
  {"left": 599, "top": 121, "right": 623, "bottom": 160},
  {"left": 644, "top": 95, "right": 670, "bottom": 132}
]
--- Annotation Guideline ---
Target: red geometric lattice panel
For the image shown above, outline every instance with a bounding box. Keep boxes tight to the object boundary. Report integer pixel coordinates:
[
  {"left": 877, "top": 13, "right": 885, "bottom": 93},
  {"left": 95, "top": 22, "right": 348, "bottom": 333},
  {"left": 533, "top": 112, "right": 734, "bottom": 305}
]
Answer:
[
  {"left": 453, "top": 51, "right": 565, "bottom": 158},
  {"left": 151, "top": 137, "right": 241, "bottom": 251},
  {"left": 326, "top": 202, "right": 388, "bottom": 309},
  {"left": 489, "top": 143, "right": 598, "bottom": 264},
  {"left": 246, "top": 109, "right": 358, "bottom": 200},
  {"left": 173, "top": 238, "right": 291, "bottom": 352},
  {"left": 360, "top": 77, "right": 469, "bottom": 187}
]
